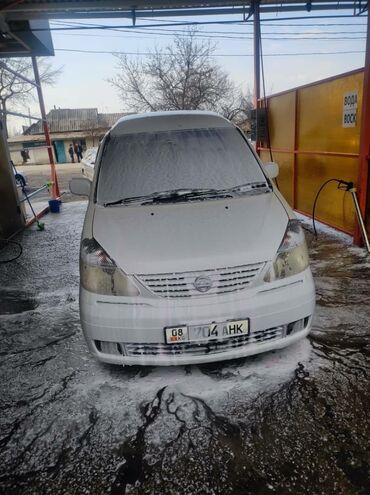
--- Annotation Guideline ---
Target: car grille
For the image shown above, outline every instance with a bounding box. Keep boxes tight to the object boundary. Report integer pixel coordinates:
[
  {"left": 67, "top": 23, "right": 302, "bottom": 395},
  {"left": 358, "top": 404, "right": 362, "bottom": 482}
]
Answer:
[
  {"left": 137, "top": 262, "right": 265, "bottom": 298},
  {"left": 95, "top": 326, "right": 284, "bottom": 358}
]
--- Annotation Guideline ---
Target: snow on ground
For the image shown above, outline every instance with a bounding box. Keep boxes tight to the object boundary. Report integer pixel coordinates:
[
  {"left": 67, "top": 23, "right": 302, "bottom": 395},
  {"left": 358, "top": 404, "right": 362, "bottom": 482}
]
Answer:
[
  {"left": 0, "top": 201, "right": 369, "bottom": 494},
  {"left": 295, "top": 211, "right": 354, "bottom": 243}
]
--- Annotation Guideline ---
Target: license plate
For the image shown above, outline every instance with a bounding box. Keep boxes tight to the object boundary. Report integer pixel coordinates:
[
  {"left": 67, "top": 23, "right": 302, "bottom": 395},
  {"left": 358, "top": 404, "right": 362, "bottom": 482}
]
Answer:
[{"left": 164, "top": 319, "right": 249, "bottom": 344}]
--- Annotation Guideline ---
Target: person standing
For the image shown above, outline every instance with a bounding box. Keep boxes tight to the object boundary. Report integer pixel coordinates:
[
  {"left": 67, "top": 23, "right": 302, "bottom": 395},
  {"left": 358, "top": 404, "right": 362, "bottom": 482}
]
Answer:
[
  {"left": 68, "top": 144, "right": 75, "bottom": 163},
  {"left": 73, "top": 142, "right": 80, "bottom": 162},
  {"left": 20, "top": 149, "right": 28, "bottom": 164},
  {"left": 77, "top": 143, "right": 83, "bottom": 162}
]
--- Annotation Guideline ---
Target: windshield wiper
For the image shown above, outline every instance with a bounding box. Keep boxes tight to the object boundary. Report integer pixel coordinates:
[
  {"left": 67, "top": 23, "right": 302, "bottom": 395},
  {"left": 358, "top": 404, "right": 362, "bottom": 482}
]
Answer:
[
  {"left": 229, "top": 181, "right": 272, "bottom": 194},
  {"left": 141, "top": 188, "right": 233, "bottom": 205},
  {"left": 104, "top": 193, "right": 155, "bottom": 207},
  {"left": 103, "top": 183, "right": 271, "bottom": 207},
  {"left": 104, "top": 188, "right": 233, "bottom": 207}
]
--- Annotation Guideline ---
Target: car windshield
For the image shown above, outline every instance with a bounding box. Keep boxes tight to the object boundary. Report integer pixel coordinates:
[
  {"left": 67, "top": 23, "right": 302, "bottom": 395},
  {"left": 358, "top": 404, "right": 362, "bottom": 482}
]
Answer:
[{"left": 97, "top": 127, "right": 268, "bottom": 205}]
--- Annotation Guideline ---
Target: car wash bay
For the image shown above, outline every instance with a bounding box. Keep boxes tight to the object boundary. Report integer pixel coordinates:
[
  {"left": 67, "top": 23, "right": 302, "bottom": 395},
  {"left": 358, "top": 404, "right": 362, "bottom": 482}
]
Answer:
[
  {"left": 1, "top": 1, "right": 370, "bottom": 494},
  {"left": 0, "top": 202, "right": 369, "bottom": 494}
]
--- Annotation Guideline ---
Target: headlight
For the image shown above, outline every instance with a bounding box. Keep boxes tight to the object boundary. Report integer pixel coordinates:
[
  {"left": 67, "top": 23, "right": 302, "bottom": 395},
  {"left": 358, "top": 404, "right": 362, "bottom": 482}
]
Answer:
[
  {"left": 264, "top": 220, "right": 309, "bottom": 282},
  {"left": 80, "top": 238, "right": 140, "bottom": 296}
]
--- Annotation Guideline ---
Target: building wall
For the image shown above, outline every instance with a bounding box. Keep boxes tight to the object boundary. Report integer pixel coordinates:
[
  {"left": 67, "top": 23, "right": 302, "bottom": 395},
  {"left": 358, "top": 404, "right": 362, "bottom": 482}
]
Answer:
[
  {"left": 8, "top": 143, "right": 23, "bottom": 165},
  {"left": 8, "top": 135, "right": 97, "bottom": 165},
  {"left": 8, "top": 143, "right": 52, "bottom": 166},
  {"left": 259, "top": 69, "right": 364, "bottom": 236}
]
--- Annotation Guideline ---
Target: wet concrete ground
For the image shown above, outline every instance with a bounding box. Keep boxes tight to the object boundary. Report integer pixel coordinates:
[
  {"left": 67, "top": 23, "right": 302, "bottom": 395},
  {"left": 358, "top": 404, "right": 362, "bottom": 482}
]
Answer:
[
  {"left": 16, "top": 163, "right": 84, "bottom": 208},
  {"left": 0, "top": 202, "right": 369, "bottom": 495}
]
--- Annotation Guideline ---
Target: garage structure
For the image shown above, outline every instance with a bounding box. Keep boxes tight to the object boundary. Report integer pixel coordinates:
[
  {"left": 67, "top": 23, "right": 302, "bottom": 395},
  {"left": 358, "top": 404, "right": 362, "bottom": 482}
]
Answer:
[{"left": 0, "top": 1, "right": 369, "bottom": 245}]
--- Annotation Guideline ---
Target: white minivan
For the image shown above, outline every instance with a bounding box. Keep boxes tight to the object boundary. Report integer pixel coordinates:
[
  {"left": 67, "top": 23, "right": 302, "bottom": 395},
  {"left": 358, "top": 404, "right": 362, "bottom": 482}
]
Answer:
[{"left": 70, "top": 111, "right": 315, "bottom": 366}]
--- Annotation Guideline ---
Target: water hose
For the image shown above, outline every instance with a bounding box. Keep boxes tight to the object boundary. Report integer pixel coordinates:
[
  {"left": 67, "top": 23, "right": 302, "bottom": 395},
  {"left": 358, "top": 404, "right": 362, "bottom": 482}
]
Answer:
[{"left": 312, "top": 178, "right": 370, "bottom": 253}]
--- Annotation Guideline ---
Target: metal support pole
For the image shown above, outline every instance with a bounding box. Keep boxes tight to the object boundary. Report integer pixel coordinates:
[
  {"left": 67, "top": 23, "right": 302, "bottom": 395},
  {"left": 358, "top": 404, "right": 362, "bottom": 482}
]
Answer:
[
  {"left": 350, "top": 187, "right": 370, "bottom": 253},
  {"left": 354, "top": 9, "right": 370, "bottom": 245},
  {"left": 0, "top": 61, "right": 40, "bottom": 87},
  {"left": 20, "top": 184, "right": 49, "bottom": 203},
  {"left": 293, "top": 90, "right": 299, "bottom": 209},
  {"left": 253, "top": 0, "right": 261, "bottom": 152},
  {"left": 31, "top": 56, "right": 60, "bottom": 199},
  {"left": 253, "top": 1, "right": 261, "bottom": 107},
  {"left": 0, "top": 109, "right": 40, "bottom": 120}
]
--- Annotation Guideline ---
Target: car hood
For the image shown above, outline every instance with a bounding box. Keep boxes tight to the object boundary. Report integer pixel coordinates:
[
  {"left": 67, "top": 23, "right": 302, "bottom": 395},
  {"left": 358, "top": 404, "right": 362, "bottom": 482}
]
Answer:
[{"left": 93, "top": 193, "right": 288, "bottom": 275}]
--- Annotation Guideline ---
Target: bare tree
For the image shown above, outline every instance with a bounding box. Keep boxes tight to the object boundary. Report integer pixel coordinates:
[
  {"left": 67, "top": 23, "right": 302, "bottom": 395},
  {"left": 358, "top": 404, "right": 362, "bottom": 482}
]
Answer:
[
  {"left": 218, "top": 89, "right": 254, "bottom": 127},
  {"left": 109, "top": 30, "right": 251, "bottom": 122},
  {"left": 0, "top": 57, "right": 62, "bottom": 136},
  {"left": 81, "top": 117, "right": 102, "bottom": 147}
]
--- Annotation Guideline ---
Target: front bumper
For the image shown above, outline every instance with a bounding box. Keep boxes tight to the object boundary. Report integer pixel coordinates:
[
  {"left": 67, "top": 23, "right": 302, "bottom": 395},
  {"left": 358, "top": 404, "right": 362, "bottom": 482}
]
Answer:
[{"left": 80, "top": 268, "right": 315, "bottom": 366}]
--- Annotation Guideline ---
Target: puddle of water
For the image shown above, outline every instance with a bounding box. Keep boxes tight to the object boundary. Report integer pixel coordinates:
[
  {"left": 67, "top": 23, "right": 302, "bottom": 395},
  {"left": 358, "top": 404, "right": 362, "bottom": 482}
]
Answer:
[{"left": 0, "top": 290, "right": 38, "bottom": 315}]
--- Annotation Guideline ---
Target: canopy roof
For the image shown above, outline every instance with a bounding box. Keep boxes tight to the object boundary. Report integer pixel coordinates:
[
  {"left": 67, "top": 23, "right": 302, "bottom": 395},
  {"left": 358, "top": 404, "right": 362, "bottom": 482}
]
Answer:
[
  {"left": 0, "top": 1, "right": 366, "bottom": 57},
  {"left": 1, "top": 1, "right": 365, "bottom": 19}
]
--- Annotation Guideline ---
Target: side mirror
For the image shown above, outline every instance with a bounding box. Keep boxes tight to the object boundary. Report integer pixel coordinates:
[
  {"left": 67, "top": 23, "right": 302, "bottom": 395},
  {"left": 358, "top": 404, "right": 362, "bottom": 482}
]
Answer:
[
  {"left": 69, "top": 177, "right": 91, "bottom": 196},
  {"left": 264, "top": 162, "right": 279, "bottom": 179}
]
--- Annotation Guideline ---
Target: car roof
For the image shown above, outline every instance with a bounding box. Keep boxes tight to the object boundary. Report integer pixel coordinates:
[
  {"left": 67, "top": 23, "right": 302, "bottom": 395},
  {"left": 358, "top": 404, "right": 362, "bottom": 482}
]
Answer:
[{"left": 110, "top": 110, "right": 233, "bottom": 136}]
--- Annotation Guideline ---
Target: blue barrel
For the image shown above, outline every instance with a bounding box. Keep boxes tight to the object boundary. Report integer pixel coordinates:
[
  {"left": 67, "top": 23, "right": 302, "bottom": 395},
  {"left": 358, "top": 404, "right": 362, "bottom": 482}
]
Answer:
[{"left": 48, "top": 199, "right": 60, "bottom": 213}]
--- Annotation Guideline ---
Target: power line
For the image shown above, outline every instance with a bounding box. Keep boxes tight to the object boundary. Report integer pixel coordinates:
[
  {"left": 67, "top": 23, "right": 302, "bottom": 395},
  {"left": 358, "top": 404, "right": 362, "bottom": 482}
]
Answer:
[
  {"left": 138, "top": 15, "right": 367, "bottom": 26},
  {"left": 51, "top": 14, "right": 367, "bottom": 28},
  {"left": 49, "top": 20, "right": 367, "bottom": 41},
  {"left": 17, "top": 14, "right": 368, "bottom": 33},
  {"left": 49, "top": 18, "right": 367, "bottom": 37},
  {"left": 51, "top": 29, "right": 366, "bottom": 41},
  {"left": 55, "top": 48, "right": 366, "bottom": 57},
  {"left": 53, "top": 33, "right": 366, "bottom": 42},
  {"left": 52, "top": 29, "right": 367, "bottom": 36},
  {"left": 50, "top": 19, "right": 367, "bottom": 31},
  {"left": 51, "top": 25, "right": 367, "bottom": 36},
  {"left": 260, "top": 22, "right": 366, "bottom": 26}
]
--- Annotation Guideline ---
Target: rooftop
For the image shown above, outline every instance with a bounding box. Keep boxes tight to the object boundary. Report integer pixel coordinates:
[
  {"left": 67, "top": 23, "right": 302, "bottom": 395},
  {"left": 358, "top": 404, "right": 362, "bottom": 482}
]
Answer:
[
  {"left": 111, "top": 110, "right": 231, "bottom": 136},
  {"left": 23, "top": 108, "right": 127, "bottom": 135}
]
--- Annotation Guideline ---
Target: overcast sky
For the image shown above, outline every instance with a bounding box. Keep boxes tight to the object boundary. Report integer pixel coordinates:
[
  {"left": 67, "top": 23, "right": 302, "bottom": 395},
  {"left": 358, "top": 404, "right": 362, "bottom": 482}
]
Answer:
[{"left": 7, "top": 10, "right": 367, "bottom": 135}]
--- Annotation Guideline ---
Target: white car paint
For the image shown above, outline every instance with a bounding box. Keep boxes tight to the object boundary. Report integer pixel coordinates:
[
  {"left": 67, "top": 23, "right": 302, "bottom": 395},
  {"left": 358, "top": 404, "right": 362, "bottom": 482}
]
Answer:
[
  {"left": 93, "top": 193, "right": 288, "bottom": 274},
  {"left": 81, "top": 147, "right": 97, "bottom": 180},
  {"left": 72, "top": 111, "right": 315, "bottom": 366}
]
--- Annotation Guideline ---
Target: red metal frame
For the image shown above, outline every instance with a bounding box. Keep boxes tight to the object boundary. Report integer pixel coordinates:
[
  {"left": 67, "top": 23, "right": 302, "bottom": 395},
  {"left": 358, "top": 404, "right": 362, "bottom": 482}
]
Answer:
[
  {"left": 254, "top": 11, "right": 369, "bottom": 246},
  {"left": 258, "top": 147, "right": 359, "bottom": 158},
  {"left": 261, "top": 67, "right": 365, "bottom": 102},
  {"left": 25, "top": 205, "right": 49, "bottom": 228},
  {"left": 293, "top": 90, "right": 299, "bottom": 209},
  {"left": 354, "top": 11, "right": 370, "bottom": 245},
  {"left": 259, "top": 141, "right": 359, "bottom": 231},
  {"left": 31, "top": 57, "right": 60, "bottom": 199}
]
